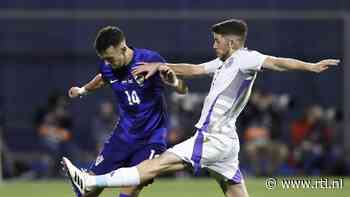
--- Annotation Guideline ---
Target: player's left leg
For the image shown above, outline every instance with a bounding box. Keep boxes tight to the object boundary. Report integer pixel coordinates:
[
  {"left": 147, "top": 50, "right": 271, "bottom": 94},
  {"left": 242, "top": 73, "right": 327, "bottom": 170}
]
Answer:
[
  {"left": 209, "top": 167, "right": 249, "bottom": 197},
  {"left": 220, "top": 181, "right": 250, "bottom": 197}
]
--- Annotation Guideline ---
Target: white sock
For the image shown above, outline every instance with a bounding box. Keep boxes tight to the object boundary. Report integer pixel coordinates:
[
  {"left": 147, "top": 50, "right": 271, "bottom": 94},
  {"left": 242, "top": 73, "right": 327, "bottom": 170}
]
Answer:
[{"left": 87, "top": 167, "right": 141, "bottom": 188}]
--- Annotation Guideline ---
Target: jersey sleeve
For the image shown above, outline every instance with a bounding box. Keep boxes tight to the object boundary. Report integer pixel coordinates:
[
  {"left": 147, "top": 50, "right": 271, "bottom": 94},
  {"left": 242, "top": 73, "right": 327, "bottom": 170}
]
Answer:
[
  {"left": 147, "top": 51, "right": 167, "bottom": 84},
  {"left": 98, "top": 62, "right": 112, "bottom": 84},
  {"left": 239, "top": 50, "right": 267, "bottom": 73},
  {"left": 200, "top": 58, "right": 222, "bottom": 74},
  {"left": 149, "top": 52, "right": 166, "bottom": 63}
]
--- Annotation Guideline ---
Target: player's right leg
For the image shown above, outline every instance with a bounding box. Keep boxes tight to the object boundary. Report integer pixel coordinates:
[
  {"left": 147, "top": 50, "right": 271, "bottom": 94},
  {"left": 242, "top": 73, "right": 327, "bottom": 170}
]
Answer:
[{"left": 63, "top": 151, "right": 186, "bottom": 193}]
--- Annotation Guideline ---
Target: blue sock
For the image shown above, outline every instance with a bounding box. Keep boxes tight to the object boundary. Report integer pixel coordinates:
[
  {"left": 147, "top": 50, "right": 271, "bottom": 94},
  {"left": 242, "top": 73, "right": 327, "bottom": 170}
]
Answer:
[{"left": 119, "top": 194, "right": 131, "bottom": 197}]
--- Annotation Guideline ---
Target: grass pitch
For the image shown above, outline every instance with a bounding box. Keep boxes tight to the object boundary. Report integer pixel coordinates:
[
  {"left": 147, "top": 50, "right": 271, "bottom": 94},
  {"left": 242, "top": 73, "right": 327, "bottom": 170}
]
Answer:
[{"left": 0, "top": 177, "right": 348, "bottom": 197}]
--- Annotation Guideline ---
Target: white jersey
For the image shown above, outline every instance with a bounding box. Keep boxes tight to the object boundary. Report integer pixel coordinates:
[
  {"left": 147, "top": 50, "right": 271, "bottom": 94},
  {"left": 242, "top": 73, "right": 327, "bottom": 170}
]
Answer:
[{"left": 195, "top": 48, "right": 267, "bottom": 138}]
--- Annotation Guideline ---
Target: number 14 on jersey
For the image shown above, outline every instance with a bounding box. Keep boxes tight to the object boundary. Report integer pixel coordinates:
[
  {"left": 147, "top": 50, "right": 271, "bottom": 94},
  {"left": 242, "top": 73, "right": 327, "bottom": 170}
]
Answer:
[{"left": 124, "top": 90, "right": 141, "bottom": 105}]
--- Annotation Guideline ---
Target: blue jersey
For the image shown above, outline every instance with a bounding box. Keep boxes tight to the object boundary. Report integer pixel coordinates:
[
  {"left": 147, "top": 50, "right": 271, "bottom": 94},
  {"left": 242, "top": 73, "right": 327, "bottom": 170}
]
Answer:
[{"left": 99, "top": 48, "right": 168, "bottom": 145}]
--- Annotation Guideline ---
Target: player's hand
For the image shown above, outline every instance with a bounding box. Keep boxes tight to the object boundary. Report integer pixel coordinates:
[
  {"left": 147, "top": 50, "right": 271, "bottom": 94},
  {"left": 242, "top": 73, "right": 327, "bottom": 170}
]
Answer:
[
  {"left": 132, "top": 62, "right": 164, "bottom": 79},
  {"left": 159, "top": 66, "right": 179, "bottom": 87},
  {"left": 310, "top": 59, "right": 340, "bottom": 73},
  {"left": 68, "top": 87, "right": 83, "bottom": 98}
]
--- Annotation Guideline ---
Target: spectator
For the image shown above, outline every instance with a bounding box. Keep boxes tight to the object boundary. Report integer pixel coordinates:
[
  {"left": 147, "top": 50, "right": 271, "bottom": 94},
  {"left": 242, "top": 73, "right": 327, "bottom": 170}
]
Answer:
[
  {"left": 241, "top": 90, "right": 289, "bottom": 176},
  {"left": 323, "top": 109, "right": 348, "bottom": 175},
  {"left": 91, "top": 100, "right": 117, "bottom": 153},
  {"left": 290, "top": 105, "right": 332, "bottom": 175},
  {"left": 34, "top": 92, "right": 78, "bottom": 177},
  {"left": 167, "top": 92, "right": 204, "bottom": 146}
]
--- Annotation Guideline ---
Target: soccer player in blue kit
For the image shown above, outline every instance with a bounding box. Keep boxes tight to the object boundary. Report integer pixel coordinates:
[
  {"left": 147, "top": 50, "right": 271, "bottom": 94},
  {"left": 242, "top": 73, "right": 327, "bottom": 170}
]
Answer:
[{"left": 66, "top": 26, "right": 188, "bottom": 197}]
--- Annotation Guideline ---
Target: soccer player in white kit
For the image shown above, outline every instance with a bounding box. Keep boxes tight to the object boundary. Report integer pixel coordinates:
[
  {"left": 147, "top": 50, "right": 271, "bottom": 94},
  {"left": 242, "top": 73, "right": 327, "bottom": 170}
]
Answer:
[{"left": 63, "top": 19, "right": 340, "bottom": 197}]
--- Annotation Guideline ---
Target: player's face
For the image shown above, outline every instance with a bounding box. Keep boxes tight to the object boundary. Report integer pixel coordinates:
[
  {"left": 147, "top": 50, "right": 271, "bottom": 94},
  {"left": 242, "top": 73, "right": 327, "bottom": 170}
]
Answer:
[
  {"left": 100, "top": 42, "right": 127, "bottom": 69},
  {"left": 212, "top": 33, "right": 231, "bottom": 61}
]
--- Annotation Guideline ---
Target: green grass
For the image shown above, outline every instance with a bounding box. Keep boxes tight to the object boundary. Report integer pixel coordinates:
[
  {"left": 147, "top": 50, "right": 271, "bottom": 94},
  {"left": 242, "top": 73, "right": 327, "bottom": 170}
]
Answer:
[{"left": 0, "top": 177, "right": 348, "bottom": 197}]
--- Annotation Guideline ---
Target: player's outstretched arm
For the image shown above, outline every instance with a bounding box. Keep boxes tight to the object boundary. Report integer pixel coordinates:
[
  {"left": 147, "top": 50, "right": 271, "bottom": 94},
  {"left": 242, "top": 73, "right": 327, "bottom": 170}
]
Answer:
[
  {"left": 68, "top": 73, "right": 105, "bottom": 98},
  {"left": 166, "top": 63, "right": 206, "bottom": 76},
  {"left": 159, "top": 66, "right": 188, "bottom": 95},
  {"left": 263, "top": 56, "right": 340, "bottom": 73},
  {"left": 132, "top": 62, "right": 206, "bottom": 79}
]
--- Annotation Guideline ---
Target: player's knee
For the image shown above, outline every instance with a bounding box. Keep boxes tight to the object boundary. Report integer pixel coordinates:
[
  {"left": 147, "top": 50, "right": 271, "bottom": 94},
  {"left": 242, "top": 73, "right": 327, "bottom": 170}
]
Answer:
[
  {"left": 145, "top": 155, "right": 169, "bottom": 175},
  {"left": 137, "top": 157, "right": 160, "bottom": 178},
  {"left": 138, "top": 152, "right": 176, "bottom": 179},
  {"left": 146, "top": 157, "right": 165, "bottom": 176}
]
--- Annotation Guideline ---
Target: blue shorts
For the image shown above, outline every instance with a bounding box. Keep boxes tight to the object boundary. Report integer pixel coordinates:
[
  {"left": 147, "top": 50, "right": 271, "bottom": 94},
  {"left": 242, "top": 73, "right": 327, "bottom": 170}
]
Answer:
[{"left": 89, "top": 131, "right": 166, "bottom": 175}]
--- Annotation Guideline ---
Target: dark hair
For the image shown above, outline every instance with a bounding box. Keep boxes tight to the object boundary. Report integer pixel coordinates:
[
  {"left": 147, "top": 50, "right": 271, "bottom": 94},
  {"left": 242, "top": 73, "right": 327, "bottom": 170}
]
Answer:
[
  {"left": 94, "top": 26, "right": 125, "bottom": 54},
  {"left": 211, "top": 19, "right": 248, "bottom": 41}
]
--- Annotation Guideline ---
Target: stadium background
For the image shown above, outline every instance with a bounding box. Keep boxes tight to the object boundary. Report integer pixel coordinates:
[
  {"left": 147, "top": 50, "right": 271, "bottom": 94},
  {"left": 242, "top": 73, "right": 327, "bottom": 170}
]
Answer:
[{"left": 0, "top": 0, "right": 349, "bottom": 196}]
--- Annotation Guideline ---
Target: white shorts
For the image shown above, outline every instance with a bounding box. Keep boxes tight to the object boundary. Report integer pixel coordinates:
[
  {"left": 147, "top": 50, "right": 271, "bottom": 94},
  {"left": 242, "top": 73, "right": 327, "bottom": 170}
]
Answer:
[{"left": 167, "top": 130, "right": 243, "bottom": 183}]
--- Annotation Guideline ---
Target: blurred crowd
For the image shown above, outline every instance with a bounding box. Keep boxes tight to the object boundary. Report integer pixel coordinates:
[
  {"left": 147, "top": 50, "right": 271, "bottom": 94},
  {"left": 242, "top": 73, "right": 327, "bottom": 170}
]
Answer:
[
  {"left": 33, "top": 92, "right": 79, "bottom": 177},
  {"left": 0, "top": 89, "right": 349, "bottom": 179},
  {"left": 239, "top": 89, "right": 347, "bottom": 176}
]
